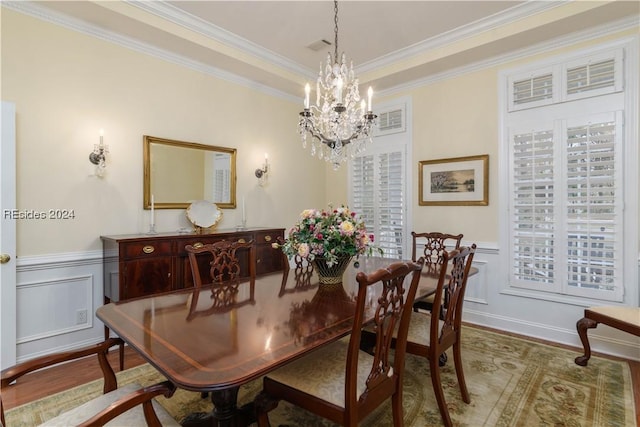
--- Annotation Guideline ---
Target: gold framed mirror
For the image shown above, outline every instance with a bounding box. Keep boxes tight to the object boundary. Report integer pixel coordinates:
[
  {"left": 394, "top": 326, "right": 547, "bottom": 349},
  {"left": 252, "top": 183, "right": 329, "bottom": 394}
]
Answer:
[{"left": 143, "top": 135, "right": 237, "bottom": 209}]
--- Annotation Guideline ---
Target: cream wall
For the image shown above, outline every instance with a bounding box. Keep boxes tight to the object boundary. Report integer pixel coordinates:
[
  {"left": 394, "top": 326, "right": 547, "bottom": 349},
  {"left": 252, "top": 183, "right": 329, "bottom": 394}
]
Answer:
[{"left": 2, "top": 10, "right": 326, "bottom": 256}]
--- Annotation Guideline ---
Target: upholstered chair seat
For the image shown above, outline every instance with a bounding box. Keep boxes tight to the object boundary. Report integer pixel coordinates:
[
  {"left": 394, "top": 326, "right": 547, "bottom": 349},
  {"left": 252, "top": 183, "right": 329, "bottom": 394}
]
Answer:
[
  {"left": 39, "top": 382, "right": 180, "bottom": 427},
  {"left": 404, "top": 312, "right": 442, "bottom": 345},
  {"left": 264, "top": 336, "right": 387, "bottom": 408}
]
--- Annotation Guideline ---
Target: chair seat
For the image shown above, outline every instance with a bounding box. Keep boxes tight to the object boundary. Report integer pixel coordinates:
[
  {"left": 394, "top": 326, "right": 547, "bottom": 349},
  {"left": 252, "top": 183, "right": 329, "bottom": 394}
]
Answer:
[
  {"left": 365, "top": 311, "right": 442, "bottom": 347},
  {"left": 405, "top": 312, "right": 446, "bottom": 346},
  {"left": 265, "top": 337, "right": 386, "bottom": 408},
  {"left": 39, "top": 382, "right": 180, "bottom": 427}
]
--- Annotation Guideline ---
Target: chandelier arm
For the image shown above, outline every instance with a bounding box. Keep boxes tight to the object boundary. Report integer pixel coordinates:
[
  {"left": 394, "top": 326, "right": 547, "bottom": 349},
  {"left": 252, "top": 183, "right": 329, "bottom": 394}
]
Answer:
[{"left": 302, "top": 118, "right": 345, "bottom": 148}]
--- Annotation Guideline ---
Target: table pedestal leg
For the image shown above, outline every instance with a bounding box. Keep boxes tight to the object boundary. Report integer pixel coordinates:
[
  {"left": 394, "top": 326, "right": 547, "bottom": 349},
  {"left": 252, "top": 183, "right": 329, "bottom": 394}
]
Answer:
[
  {"left": 181, "top": 387, "right": 240, "bottom": 427},
  {"left": 211, "top": 387, "right": 239, "bottom": 426}
]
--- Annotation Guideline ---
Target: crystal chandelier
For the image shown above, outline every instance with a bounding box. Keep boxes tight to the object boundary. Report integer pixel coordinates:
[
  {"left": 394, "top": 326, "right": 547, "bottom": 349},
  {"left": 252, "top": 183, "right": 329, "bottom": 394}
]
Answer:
[{"left": 298, "top": 0, "right": 376, "bottom": 170}]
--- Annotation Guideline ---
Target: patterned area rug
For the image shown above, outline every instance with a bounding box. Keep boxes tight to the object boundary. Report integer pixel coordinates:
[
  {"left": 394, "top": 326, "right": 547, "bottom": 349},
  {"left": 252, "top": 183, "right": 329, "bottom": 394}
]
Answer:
[{"left": 5, "top": 326, "right": 636, "bottom": 426}]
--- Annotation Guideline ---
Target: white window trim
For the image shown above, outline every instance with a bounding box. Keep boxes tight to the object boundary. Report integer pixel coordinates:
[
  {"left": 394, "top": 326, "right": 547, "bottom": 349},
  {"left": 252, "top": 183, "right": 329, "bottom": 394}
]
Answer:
[{"left": 498, "top": 36, "right": 639, "bottom": 307}]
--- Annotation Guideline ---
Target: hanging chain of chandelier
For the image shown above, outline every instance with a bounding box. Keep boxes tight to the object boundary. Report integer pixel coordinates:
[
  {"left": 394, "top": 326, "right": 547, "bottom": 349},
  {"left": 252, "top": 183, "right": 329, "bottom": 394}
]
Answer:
[{"left": 298, "top": 0, "right": 377, "bottom": 170}]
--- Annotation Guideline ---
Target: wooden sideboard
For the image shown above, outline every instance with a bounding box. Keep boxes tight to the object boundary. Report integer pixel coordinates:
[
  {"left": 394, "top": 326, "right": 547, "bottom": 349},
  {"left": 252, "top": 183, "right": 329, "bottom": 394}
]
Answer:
[{"left": 101, "top": 227, "right": 284, "bottom": 303}]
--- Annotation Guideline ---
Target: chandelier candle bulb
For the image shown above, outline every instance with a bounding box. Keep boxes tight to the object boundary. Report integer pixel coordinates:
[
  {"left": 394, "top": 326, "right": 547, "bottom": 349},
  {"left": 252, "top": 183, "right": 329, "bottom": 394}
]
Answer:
[
  {"left": 367, "top": 87, "right": 373, "bottom": 112},
  {"left": 304, "top": 84, "right": 310, "bottom": 109}
]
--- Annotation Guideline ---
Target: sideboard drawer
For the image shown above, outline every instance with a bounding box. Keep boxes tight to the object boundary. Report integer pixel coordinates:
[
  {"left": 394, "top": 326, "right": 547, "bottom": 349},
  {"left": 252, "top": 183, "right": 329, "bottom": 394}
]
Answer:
[
  {"left": 255, "top": 231, "right": 278, "bottom": 245},
  {"left": 122, "top": 241, "right": 173, "bottom": 259}
]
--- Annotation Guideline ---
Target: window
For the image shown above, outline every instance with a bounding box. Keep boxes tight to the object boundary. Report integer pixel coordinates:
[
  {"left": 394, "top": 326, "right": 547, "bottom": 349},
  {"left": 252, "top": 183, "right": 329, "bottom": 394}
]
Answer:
[
  {"left": 502, "top": 41, "right": 634, "bottom": 303},
  {"left": 350, "top": 99, "right": 411, "bottom": 259}
]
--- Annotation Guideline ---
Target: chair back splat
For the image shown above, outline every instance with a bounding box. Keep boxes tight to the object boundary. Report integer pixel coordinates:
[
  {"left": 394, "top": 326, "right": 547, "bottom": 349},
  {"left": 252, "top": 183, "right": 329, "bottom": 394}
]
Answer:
[
  {"left": 255, "top": 259, "right": 424, "bottom": 427},
  {"left": 411, "top": 231, "right": 463, "bottom": 264},
  {"left": 411, "top": 231, "right": 463, "bottom": 314},
  {"left": 185, "top": 240, "right": 256, "bottom": 299}
]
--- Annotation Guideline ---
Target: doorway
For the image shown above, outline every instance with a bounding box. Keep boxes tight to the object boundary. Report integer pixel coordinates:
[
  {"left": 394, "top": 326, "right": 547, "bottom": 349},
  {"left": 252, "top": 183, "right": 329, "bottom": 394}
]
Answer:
[{"left": 1, "top": 101, "right": 17, "bottom": 368}]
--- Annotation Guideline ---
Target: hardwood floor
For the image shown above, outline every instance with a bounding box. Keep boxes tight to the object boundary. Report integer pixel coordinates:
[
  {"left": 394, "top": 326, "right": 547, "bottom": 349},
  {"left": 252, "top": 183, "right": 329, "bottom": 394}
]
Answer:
[{"left": 2, "top": 330, "right": 639, "bottom": 426}]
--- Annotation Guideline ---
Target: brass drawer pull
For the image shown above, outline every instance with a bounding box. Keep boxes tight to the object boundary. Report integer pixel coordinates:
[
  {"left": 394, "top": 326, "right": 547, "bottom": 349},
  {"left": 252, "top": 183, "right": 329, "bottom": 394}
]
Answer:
[
  {"left": 193, "top": 242, "right": 204, "bottom": 249},
  {"left": 142, "top": 245, "right": 155, "bottom": 254},
  {"left": 264, "top": 235, "right": 272, "bottom": 242},
  {"left": 238, "top": 238, "right": 246, "bottom": 243}
]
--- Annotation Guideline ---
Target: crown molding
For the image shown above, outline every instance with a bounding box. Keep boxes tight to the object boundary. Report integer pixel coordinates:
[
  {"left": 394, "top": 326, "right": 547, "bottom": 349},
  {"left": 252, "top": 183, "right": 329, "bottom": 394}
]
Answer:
[
  {"left": 377, "top": 15, "right": 639, "bottom": 99},
  {"left": 357, "top": 1, "right": 562, "bottom": 74},
  {"left": 126, "top": 0, "right": 315, "bottom": 80}
]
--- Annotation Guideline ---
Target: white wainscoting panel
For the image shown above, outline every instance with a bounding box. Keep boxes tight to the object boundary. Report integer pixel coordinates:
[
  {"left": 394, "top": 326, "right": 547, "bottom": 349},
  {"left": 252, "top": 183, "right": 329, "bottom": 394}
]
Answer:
[
  {"left": 464, "top": 258, "right": 488, "bottom": 305},
  {"left": 15, "top": 250, "right": 105, "bottom": 362},
  {"left": 17, "top": 274, "right": 93, "bottom": 343}
]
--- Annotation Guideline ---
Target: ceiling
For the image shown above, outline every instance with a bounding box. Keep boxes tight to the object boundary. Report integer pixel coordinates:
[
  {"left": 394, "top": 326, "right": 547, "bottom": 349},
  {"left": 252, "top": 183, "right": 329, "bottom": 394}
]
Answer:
[{"left": 14, "top": 1, "right": 640, "bottom": 99}]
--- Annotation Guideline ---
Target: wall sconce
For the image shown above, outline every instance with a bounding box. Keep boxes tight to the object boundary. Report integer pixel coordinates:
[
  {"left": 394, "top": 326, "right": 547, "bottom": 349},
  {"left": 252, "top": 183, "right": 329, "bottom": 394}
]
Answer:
[
  {"left": 255, "top": 153, "right": 269, "bottom": 185},
  {"left": 89, "top": 129, "right": 109, "bottom": 177}
]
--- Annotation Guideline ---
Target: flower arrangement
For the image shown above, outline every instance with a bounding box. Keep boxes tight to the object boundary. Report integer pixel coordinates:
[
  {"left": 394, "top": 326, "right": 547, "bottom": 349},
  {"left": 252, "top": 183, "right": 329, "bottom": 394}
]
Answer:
[{"left": 274, "top": 205, "right": 381, "bottom": 267}]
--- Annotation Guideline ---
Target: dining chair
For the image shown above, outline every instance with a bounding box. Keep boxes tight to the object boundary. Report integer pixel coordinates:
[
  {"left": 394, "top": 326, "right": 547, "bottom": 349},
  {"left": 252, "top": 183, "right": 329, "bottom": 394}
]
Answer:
[
  {"left": 254, "top": 259, "right": 424, "bottom": 427},
  {"left": 404, "top": 244, "right": 476, "bottom": 427},
  {"left": 0, "top": 337, "right": 177, "bottom": 427},
  {"left": 185, "top": 239, "right": 256, "bottom": 292},
  {"left": 411, "top": 231, "right": 463, "bottom": 314}
]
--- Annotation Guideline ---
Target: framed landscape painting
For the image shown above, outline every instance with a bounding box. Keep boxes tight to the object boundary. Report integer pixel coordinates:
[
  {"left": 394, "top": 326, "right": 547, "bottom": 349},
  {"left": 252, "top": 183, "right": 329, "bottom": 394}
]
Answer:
[{"left": 419, "top": 154, "right": 489, "bottom": 206}]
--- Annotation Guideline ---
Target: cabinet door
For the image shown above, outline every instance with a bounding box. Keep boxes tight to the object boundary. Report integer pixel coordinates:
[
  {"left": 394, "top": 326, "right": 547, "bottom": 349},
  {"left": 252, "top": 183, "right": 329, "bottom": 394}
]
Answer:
[
  {"left": 255, "top": 230, "right": 284, "bottom": 275},
  {"left": 122, "top": 257, "right": 173, "bottom": 299}
]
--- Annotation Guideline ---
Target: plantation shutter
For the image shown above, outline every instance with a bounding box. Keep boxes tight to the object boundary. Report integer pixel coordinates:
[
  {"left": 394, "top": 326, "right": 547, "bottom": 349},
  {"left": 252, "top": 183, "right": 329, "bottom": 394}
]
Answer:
[
  {"left": 509, "top": 112, "right": 623, "bottom": 301},
  {"left": 564, "top": 112, "right": 623, "bottom": 300},
  {"left": 564, "top": 49, "right": 622, "bottom": 101},
  {"left": 566, "top": 60, "right": 615, "bottom": 95},
  {"left": 512, "top": 73, "right": 554, "bottom": 106},
  {"left": 510, "top": 127, "right": 556, "bottom": 290},
  {"left": 375, "top": 106, "right": 405, "bottom": 136},
  {"left": 351, "top": 155, "right": 375, "bottom": 228},
  {"left": 377, "top": 151, "right": 404, "bottom": 258},
  {"left": 351, "top": 150, "right": 405, "bottom": 259}
]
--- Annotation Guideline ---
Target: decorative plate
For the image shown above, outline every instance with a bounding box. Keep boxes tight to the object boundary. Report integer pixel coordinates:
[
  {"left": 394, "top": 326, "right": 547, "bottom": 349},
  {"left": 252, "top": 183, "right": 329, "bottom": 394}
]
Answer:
[{"left": 186, "top": 200, "right": 223, "bottom": 229}]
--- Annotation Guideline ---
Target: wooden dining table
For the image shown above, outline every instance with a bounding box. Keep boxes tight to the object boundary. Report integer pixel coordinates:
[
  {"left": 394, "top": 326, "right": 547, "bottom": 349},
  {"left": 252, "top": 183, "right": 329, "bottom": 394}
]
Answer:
[{"left": 96, "top": 256, "right": 450, "bottom": 426}]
